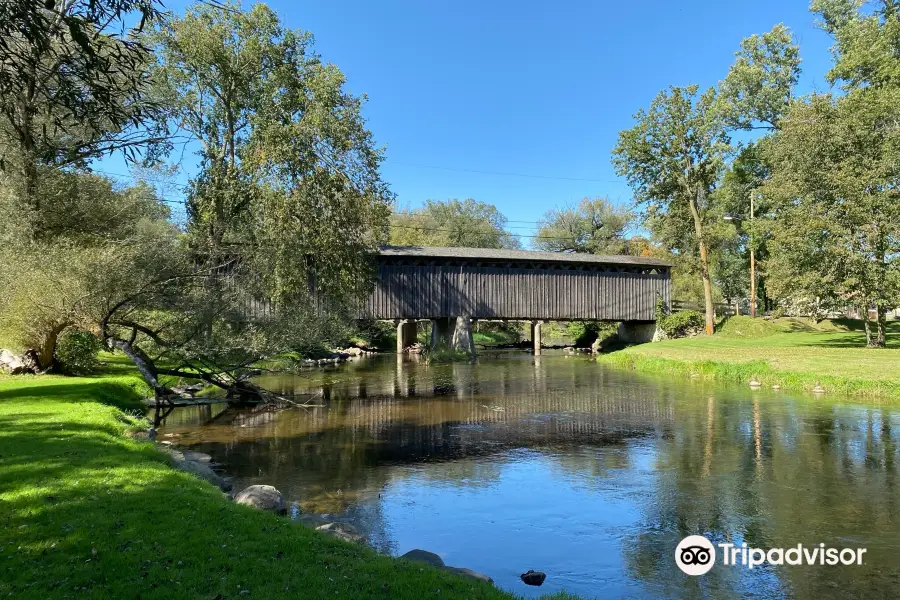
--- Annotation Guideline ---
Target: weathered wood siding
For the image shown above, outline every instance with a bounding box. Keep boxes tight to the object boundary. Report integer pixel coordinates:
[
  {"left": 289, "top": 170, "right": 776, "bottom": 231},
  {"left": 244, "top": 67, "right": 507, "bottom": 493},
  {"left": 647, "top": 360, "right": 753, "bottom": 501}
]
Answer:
[{"left": 361, "top": 259, "right": 670, "bottom": 321}]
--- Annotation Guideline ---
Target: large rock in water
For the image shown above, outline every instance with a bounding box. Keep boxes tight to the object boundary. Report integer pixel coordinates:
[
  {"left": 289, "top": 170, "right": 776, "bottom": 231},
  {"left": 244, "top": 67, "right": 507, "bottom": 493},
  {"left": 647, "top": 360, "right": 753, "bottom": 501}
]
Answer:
[
  {"left": 520, "top": 570, "right": 546, "bottom": 586},
  {"left": 234, "top": 485, "right": 286, "bottom": 514}
]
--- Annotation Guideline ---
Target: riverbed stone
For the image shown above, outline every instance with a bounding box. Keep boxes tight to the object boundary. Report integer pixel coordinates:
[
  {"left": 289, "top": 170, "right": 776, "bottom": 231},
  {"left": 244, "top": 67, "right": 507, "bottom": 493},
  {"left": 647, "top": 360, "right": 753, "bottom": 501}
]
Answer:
[
  {"left": 182, "top": 450, "right": 212, "bottom": 463},
  {"left": 315, "top": 521, "right": 363, "bottom": 544},
  {"left": 234, "top": 485, "right": 285, "bottom": 514},
  {"left": 401, "top": 549, "right": 445, "bottom": 568},
  {"left": 173, "top": 456, "right": 232, "bottom": 492},
  {"left": 445, "top": 566, "right": 493, "bottom": 583}
]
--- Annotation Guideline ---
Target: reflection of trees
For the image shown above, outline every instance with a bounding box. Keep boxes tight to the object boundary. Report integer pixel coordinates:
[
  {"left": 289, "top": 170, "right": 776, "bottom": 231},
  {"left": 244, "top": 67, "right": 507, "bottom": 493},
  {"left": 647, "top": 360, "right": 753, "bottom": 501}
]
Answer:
[
  {"left": 162, "top": 356, "right": 675, "bottom": 515},
  {"left": 623, "top": 390, "right": 900, "bottom": 599}
]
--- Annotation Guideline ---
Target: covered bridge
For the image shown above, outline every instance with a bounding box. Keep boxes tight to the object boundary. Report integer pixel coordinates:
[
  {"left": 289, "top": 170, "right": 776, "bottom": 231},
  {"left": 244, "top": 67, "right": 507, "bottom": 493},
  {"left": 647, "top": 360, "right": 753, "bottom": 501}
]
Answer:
[{"left": 360, "top": 246, "right": 672, "bottom": 354}]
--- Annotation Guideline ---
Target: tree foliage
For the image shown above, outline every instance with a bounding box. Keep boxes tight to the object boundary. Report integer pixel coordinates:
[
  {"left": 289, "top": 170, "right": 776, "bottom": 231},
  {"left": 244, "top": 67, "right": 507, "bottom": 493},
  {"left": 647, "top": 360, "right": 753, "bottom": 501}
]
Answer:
[
  {"left": 0, "top": 0, "right": 166, "bottom": 214},
  {"left": 533, "top": 197, "right": 636, "bottom": 255},
  {"left": 812, "top": 0, "right": 900, "bottom": 89},
  {"left": 613, "top": 85, "right": 730, "bottom": 334},
  {"left": 719, "top": 24, "right": 801, "bottom": 130},
  {"left": 763, "top": 88, "right": 900, "bottom": 346},
  {"left": 389, "top": 199, "right": 520, "bottom": 249}
]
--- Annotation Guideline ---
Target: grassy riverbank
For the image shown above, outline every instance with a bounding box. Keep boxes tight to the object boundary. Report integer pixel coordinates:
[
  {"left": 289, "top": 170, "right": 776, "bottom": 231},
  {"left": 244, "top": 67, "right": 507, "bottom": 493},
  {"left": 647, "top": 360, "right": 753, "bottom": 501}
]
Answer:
[
  {"left": 0, "top": 369, "right": 572, "bottom": 599},
  {"left": 599, "top": 317, "right": 900, "bottom": 400}
]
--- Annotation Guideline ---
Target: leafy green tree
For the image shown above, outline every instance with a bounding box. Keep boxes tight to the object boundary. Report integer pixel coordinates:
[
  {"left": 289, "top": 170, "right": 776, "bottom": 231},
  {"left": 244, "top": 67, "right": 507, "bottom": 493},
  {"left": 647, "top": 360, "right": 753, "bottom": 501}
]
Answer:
[
  {"left": 0, "top": 171, "right": 174, "bottom": 369},
  {"left": 718, "top": 24, "right": 802, "bottom": 131},
  {"left": 717, "top": 25, "right": 801, "bottom": 316},
  {"left": 613, "top": 85, "right": 730, "bottom": 335},
  {"left": 390, "top": 199, "right": 520, "bottom": 249},
  {"left": 812, "top": 0, "right": 900, "bottom": 90},
  {"left": 763, "top": 89, "right": 900, "bottom": 346},
  {"left": 533, "top": 197, "right": 635, "bottom": 255},
  {"left": 0, "top": 0, "right": 165, "bottom": 216},
  {"left": 153, "top": 1, "right": 391, "bottom": 307}
]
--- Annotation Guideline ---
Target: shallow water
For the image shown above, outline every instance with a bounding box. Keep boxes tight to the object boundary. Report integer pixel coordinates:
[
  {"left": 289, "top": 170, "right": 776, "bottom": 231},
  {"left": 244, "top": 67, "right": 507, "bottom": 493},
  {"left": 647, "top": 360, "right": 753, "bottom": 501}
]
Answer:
[{"left": 160, "top": 352, "right": 900, "bottom": 599}]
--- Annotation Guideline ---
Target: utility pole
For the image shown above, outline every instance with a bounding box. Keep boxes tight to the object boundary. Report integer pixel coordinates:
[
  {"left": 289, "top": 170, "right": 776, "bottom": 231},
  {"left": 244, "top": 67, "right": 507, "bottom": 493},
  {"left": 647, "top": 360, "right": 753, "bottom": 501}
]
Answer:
[{"left": 749, "top": 193, "right": 757, "bottom": 318}]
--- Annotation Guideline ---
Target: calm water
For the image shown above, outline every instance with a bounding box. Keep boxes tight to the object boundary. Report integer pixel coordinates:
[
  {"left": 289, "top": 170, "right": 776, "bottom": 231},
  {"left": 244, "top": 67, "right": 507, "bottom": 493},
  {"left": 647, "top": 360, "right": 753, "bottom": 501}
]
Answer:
[{"left": 160, "top": 353, "right": 900, "bottom": 599}]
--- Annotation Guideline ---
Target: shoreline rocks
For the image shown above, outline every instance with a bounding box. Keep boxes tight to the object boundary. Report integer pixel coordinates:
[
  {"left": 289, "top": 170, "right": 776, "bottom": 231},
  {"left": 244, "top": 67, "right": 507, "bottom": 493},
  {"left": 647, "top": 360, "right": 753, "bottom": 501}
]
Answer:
[
  {"left": 401, "top": 549, "right": 493, "bottom": 584},
  {"left": 234, "top": 485, "right": 286, "bottom": 514},
  {"left": 158, "top": 442, "right": 496, "bottom": 586}
]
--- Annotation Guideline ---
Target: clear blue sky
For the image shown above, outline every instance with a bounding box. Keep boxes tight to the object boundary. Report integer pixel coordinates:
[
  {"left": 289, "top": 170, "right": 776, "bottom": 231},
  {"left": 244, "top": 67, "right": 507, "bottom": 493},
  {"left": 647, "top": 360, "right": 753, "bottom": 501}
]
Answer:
[{"left": 106, "top": 0, "right": 836, "bottom": 242}]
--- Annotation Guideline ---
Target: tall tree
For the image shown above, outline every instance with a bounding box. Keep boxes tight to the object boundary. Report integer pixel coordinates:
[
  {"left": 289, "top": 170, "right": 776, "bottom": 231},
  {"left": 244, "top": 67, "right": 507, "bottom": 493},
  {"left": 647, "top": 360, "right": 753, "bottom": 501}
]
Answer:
[
  {"left": 718, "top": 24, "right": 801, "bottom": 316},
  {"left": 533, "top": 197, "right": 635, "bottom": 255},
  {"left": 613, "top": 85, "right": 730, "bottom": 335},
  {"left": 812, "top": 0, "right": 900, "bottom": 90},
  {"left": 0, "top": 0, "right": 165, "bottom": 216},
  {"left": 718, "top": 24, "right": 802, "bottom": 131},
  {"left": 763, "top": 89, "right": 900, "bottom": 346},
  {"left": 153, "top": 1, "right": 392, "bottom": 305},
  {"left": 390, "top": 199, "right": 520, "bottom": 249}
]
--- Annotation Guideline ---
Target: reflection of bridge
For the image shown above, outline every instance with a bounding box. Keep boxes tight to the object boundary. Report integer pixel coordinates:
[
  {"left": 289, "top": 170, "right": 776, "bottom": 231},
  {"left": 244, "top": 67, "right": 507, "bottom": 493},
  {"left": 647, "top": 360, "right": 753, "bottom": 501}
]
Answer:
[
  {"left": 161, "top": 356, "right": 676, "bottom": 513},
  {"left": 240, "top": 357, "right": 676, "bottom": 458},
  {"left": 361, "top": 247, "right": 672, "bottom": 354}
]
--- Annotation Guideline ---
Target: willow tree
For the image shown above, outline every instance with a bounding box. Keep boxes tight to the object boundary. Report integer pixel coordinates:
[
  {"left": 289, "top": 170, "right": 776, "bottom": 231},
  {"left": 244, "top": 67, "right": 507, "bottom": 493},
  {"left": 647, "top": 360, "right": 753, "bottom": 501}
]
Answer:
[
  {"left": 0, "top": 0, "right": 165, "bottom": 220},
  {"left": 97, "top": 1, "right": 393, "bottom": 397},
  {"left": 613, "top": 86, "right": 730, "bottom": 335}
]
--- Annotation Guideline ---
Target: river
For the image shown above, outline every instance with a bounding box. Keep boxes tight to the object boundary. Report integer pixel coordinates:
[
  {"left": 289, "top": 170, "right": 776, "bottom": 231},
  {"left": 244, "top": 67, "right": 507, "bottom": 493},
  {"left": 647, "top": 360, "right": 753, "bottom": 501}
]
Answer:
[{"left": 159, "top": 352, "right": 900, "bottom": 599}]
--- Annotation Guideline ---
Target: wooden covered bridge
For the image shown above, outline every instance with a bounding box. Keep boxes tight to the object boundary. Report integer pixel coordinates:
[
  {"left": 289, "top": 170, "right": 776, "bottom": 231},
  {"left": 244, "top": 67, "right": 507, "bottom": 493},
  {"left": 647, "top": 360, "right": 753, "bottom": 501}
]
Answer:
[{"left": 359, "top": 246, "right": 672, "bottom": 354}]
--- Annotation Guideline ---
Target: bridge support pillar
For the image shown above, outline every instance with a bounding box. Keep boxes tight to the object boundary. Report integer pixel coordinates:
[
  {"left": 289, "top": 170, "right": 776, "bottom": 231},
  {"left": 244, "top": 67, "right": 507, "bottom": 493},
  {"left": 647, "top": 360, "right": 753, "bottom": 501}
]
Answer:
[
  {"left": 396, "top": 320, "right": 417, "bottom": 353},
  {"left": 429, "top": 316, "right": 475, "bottom": 356},
  {"left": 531, "top": 320, "right": 543, "bottom": 355},
  {"left": 617, "top": 321, "right": 657, "bottom": 344}
]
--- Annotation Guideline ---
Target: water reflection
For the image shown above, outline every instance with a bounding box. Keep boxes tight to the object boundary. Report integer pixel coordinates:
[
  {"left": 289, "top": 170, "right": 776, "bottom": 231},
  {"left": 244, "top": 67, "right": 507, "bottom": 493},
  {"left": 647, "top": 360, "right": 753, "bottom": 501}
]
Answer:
[{"left": 160, "top": 353, "right": 900, "bottom": 599}]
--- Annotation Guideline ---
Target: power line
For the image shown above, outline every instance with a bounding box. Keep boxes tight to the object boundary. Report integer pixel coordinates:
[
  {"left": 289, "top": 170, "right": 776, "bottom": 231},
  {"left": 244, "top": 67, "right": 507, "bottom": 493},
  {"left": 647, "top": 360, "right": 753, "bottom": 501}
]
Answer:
[
  {"left": 388, "top": 223, "right": 590, "bottom": 242},
  {"left": 388, "top": 161, "right": 625, "bottom": 184}
]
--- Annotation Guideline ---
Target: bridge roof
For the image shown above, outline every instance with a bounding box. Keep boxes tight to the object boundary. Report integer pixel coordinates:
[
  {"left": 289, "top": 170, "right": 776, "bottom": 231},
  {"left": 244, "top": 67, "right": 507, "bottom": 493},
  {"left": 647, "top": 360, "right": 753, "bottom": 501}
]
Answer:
[{"left": 378, "top": 246, "right": 672, "bottom": 267}]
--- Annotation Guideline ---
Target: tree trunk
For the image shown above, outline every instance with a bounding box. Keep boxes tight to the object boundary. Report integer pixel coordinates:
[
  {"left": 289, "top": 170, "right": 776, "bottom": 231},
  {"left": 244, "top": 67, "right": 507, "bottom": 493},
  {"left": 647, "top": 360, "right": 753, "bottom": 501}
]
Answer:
[
  {"left": 874, "top": 305, "right": 887, "bottom": 348},
  {"left": 688, "top": 189, "right": 715, "bottom": 335},
  {"left": 34, "top": 323, "right": 69, "bottom": 371},
  {"left": 108, "top": 338, "right": 167, "bottom": 397}
]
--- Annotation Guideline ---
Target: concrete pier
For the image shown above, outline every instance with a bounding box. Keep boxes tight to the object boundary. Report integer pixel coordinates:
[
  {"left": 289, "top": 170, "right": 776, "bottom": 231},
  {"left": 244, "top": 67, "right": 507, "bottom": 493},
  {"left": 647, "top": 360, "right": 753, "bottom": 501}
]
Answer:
[
  {"left": 396, "top": 319, "right": 418, "bottom": 353},
  {"left": 430, "top": 316, "right": 475, "bottom": 356},
  {"left": 531, "top": 320, "right": 543, "bottom": 355}
]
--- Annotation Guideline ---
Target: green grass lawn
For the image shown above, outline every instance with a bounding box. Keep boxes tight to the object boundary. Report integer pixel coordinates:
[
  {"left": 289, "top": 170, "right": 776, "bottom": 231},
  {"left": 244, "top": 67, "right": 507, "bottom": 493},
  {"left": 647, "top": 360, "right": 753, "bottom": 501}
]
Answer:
[
  {"left": 0, "top": 369, "right": 573, "bottom": 600},
  {"left": 600, "top": 316, "right": 900, "bottom": 400}
]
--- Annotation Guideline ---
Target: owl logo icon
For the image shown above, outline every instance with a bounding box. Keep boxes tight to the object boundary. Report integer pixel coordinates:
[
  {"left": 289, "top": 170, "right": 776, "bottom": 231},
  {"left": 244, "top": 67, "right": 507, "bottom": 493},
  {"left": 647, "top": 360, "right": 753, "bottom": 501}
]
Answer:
[{"left": 675, "top": 535, "right": 716, "bottom": 576}]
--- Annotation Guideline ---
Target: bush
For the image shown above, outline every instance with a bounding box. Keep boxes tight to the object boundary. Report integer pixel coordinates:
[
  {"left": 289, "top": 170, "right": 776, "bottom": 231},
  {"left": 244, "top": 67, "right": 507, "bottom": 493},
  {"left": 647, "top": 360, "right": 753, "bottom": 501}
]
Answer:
[
  {"left": 659, "top": 310, "right": 704, "bottom": 339},
  {"left": 55, "top": 329, "right": 101, "bottom": 375}
]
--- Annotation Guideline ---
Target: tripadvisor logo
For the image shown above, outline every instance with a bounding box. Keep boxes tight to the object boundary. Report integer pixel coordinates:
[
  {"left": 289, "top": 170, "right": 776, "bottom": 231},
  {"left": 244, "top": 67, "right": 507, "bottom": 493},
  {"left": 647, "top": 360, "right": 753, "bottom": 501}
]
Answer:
[
  {"left": 675, "top": 535, "right": 716, "bottom": 576},
  {"left": 675, "top": 535, "right": 867, "bottom": 576}
]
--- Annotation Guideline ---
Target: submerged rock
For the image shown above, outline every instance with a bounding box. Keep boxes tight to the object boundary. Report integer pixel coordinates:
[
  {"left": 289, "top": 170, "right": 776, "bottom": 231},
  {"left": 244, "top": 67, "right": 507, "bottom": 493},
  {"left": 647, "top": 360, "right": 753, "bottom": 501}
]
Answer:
[
  {"left": 173, "top": 456, "right": 231, "bottom": 492},
  {"left": 520, "top": 570, "right": 546, "bottom": 586},
  {"left": 445, "top": 566, "right": 493, "bottom": 583},
  {"left": 315, "top": 522, "right": 363, "bottom": 544},
  {"left": 182, "top": 450, "right": 212, "bottom": 463},
  {"left": 401, "top": 549, "right": 493, "bottom": 584},
  {"left": 234, "top": 485, "right": 285, "bottom": 514}
]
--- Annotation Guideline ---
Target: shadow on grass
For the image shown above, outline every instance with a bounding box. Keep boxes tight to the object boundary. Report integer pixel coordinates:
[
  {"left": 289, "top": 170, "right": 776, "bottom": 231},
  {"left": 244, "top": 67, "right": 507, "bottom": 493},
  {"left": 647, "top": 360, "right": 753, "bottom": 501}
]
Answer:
[
  {"left": 0, "top": 416, "right": 523, "bottom": 600},
  {"left": 0, "top": 378, "right": 148, "bottom": 413}
]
